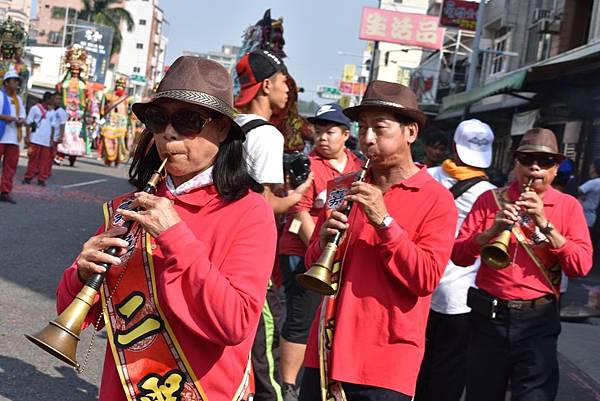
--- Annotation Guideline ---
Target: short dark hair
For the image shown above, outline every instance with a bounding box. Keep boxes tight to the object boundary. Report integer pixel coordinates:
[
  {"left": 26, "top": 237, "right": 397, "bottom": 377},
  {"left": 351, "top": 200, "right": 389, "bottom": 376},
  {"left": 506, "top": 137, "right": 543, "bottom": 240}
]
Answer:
[
  {"left": 425, "top": 132, "right": 449, "bottom": 148},
  {"left": 129, "top": 127, "right": 262, "bottom": 201},
  {"left": 42, "top": 91, "right": 53, "bottom": 102}
]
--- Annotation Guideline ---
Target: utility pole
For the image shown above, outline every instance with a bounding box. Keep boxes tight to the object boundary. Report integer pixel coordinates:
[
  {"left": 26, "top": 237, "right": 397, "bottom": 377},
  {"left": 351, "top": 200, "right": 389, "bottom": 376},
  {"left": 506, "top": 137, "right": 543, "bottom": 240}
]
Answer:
[
  {"left": 368, "top": 0, "right": 383, "bottom": 82},
  {"left": 465, "top": 0, "right": 486, "bottom": 91}
]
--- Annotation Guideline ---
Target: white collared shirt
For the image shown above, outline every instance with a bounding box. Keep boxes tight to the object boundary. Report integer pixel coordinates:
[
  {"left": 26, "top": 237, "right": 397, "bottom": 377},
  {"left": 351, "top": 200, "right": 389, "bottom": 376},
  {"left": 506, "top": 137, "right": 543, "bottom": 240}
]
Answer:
[{"left": 166, "top": 166, "right": 214, "bottom": 196}]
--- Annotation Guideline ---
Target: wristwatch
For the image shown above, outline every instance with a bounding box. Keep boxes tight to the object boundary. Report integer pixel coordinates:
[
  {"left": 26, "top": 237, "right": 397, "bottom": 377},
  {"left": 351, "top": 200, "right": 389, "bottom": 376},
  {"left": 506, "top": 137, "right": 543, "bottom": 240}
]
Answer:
[
  {"left": 540, "top": 220, "right": 554, "bottom": 235},
  {"left": 377, "top": 215, "right": 394, "bottom": 229}
]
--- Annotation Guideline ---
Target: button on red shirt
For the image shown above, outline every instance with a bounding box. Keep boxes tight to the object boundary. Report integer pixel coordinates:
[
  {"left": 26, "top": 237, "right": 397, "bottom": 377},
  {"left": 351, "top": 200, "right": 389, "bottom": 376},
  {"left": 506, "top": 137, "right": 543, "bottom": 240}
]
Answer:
[
  {"left": 452, "top": 182, "right": 593, "bottom": 300},
  {"left": 303, "top": 166, "right": 458, "bottom": 396},
  {"left": 279, "top": 149, "right": 362, "bottom": 257}
]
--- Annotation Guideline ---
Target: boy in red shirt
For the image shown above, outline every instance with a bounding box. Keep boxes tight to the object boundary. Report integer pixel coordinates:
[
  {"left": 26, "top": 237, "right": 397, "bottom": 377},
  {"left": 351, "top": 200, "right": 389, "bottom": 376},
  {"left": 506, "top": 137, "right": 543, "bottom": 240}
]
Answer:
[{"left": 278, "top": 103, "right": 361, "bottom": 400}]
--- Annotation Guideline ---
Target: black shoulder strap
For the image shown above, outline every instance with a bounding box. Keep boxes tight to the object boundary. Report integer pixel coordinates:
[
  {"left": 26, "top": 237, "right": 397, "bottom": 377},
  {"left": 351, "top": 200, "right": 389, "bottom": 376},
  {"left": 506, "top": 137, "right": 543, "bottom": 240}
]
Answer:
[
  {"left": 449, "top": 176, "right": 488, "bottom": 199},
  {"left": 241, "top": 119, "right": 274, "bottom": 134}
]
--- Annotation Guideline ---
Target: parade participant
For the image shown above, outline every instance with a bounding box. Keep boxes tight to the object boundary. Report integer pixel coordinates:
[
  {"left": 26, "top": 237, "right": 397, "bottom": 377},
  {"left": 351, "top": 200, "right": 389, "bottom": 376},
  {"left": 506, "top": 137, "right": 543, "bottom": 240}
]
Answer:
[
  {"left": 299, "top": 81, "right": 458, "bottom": 401},
  {"left": 415, "top": 119, "right": 496, "bottom": 401},
  {"left": 579, "top": 157, "right": 600, "bottom": 268},
  {"left": 235, "top": 49, "right": 310, "bottom": 213},
  {"left": 278, "top": 103, "right": 361, "bottom": 400},
  {"left": 0, "top": 18, "right": 29, "bottom": 96},
  {"left": 55, "top": 56, "right": 276, "bottom": 401},
  {"left": 56, "top": 44, "right": 88, "bottom": 167},
  {"left": 422, "top": 132, "right": 449, "bottom": 167},
  {"left": 235, "top": 49, "right": 312, "bottom": 401},
  {"left": 452, "top": 128, "right": 593, "bottom": 401},
  {"left": 100, "top": 77, "right": 131, "bottom": 167},
  {"left": 23, "top": 91, "right": 57, "bottom": 187},
  {"left": 0, "top": 69, "right": 25, "bottom": 203},
  {"left": 52, "top": 92, "right": 68, "bottom": 165}
]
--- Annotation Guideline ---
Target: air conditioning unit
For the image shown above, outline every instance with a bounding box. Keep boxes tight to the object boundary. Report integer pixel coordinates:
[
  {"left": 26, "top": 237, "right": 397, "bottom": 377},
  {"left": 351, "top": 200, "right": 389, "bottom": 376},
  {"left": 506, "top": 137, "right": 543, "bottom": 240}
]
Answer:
[
  {"left": 538, "top": 18, "right": 560, "bottom": 34},
  {"left": 532, "top": 8, "right": 553, "bottom": 23}
]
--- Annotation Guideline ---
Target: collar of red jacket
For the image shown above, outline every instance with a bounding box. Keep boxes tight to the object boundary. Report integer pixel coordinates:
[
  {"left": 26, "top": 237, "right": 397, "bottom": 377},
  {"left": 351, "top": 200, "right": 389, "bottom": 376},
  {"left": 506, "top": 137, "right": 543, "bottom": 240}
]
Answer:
[{"left": 507, "top": 180, "right": 558, "bottom": 206}]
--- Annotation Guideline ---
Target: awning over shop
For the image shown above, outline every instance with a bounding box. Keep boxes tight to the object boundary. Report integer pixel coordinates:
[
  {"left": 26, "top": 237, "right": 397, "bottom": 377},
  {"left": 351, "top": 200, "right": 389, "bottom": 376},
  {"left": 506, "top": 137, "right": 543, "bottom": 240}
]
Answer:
[
  {"left": 440, "top": 70, "right": 527, "bottom": 114},
  {"left": 438, "top": 39, "right": 600, "bottom": 116}
]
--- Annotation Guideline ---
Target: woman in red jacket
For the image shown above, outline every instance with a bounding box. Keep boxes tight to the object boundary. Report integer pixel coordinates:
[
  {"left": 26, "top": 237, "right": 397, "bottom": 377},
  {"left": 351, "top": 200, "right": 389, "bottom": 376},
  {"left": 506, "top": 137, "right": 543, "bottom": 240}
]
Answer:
[{"left": 56, "top": 57, "right": 276, "bottom": 401}]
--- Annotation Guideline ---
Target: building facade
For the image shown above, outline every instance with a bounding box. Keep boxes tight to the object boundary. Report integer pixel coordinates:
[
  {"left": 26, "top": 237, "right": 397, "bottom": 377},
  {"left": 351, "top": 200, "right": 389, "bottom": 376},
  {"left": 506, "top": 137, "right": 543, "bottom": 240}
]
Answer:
[
  {"left": 182, "top": 45, "right": 240, "bottom": 73},
  {"left": 431, "top": 0, "right": 600, "bottom": 179},
  {"left": 116, "top": 0, "right": 168, "bottom": 99},
  {"left": 0, "top": 0, "right": 31, "bottom": 29},
  {"left": 29, "top": 0, "right": 167, "bottom": 99}
]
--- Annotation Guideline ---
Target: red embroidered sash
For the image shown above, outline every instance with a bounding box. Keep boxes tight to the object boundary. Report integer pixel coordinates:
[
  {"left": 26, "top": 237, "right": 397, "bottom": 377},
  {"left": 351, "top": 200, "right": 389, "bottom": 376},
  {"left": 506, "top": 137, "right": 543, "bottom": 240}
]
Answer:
[
  {"left": 317, "top": 172, "right": 361, "bottom": 401},
  {"left": 101, "top": 194, "right": 250, "bottom": 401}
]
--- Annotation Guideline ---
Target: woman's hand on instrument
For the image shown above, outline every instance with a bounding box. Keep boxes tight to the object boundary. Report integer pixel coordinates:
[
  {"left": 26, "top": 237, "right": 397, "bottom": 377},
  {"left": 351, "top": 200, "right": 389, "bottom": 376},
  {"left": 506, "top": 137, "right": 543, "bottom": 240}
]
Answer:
[
  {"left": 345, "top": 181, "right": 389, "bottom": 228},
  {"left": 117, "top": 192, "right": 181, "bottom": 238},
  {"left": 77, "top": 226, "right": 129, "bottom": 282},
  {"left": 319, "top": 209, "right": 349, "bottom": 250},
  {"left": 515, "top": 191, "right": 546, "bottom": 227}
]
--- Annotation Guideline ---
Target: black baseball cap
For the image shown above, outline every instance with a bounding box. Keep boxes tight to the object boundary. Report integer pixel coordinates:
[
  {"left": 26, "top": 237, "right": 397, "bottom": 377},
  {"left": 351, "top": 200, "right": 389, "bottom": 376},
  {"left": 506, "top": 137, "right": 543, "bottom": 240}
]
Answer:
[{"left": 235, "top": 50, "right": 287, "bottom": 107}]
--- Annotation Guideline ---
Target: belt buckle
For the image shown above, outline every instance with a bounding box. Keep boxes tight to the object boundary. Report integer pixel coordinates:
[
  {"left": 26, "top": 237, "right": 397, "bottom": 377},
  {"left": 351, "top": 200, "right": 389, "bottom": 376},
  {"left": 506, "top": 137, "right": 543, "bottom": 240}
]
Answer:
[{"left": 507, "top": 300, "right": 524, "bottom": 309}]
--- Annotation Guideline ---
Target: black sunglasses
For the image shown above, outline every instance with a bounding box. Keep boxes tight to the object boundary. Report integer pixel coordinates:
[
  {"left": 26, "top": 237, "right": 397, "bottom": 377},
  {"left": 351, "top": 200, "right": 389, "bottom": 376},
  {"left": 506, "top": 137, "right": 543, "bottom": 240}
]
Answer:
[
  {"left": 515, "top": 152, "right": 558, "bottom": 168},
  {"left": 144, "top": 107, "right": 212, "bottom": 136}
]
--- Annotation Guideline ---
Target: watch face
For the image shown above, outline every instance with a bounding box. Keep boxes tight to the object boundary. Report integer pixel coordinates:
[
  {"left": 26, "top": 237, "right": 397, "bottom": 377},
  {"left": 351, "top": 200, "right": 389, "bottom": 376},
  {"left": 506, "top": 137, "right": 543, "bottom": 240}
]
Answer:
[{"left": 382, "top": 216, "right": 394, "bottom": 228}]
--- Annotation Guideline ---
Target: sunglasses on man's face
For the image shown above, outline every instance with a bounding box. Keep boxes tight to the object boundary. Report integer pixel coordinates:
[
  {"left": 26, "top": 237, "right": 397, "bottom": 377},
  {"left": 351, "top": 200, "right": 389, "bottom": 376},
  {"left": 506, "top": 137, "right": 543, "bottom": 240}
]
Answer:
[
  {"left": 144, "top": 107, "right": 212, "bottom": 136},
  {"left": 515, "top": 152, "right": 558, "bottom": 168}
]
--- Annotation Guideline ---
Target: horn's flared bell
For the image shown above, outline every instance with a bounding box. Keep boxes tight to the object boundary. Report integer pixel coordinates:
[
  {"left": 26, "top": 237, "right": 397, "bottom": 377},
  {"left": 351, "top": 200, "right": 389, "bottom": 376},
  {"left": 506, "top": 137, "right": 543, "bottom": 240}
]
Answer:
[
  {"left": 481, "top": 229, "right": 512, "bottom": 270},
  {"left": 25, "top": 285, "right": 98, "bottom": 367},
  {"left": 296, "top": 242, "right": 338, "bottom": 296}
]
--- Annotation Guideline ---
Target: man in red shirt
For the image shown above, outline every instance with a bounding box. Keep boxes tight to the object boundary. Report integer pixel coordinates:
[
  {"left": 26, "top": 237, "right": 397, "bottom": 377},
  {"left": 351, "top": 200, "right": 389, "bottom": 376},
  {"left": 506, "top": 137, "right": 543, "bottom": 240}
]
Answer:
[
  {"left": 452, "top": 128, "right": 593, "bottom": 401},
  {"left": 298, "top": 81, "right": 457, "bottom": 401},
  {"left": 278, "top": 103, "right": 361, "bottom": 400}
]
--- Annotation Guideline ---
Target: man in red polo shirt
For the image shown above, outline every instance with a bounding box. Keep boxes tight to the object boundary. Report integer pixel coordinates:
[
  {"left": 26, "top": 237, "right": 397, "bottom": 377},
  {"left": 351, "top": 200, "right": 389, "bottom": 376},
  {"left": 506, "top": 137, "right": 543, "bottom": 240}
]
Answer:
[
  {"left": 298, "top": 81, "right": 457, "bottom": 401},
  {"left": 452, "top": 128, "right": 593, "bottom": 401},
  {"left": 278, "top": 103, "right": 362, "bottom": 400}
]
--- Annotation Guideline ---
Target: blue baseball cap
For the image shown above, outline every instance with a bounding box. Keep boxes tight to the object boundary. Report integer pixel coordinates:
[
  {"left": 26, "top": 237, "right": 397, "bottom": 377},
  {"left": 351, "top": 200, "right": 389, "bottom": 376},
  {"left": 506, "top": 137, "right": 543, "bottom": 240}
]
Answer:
[{"left": 308, "top": 103, "right": 352, "bottom": 128}]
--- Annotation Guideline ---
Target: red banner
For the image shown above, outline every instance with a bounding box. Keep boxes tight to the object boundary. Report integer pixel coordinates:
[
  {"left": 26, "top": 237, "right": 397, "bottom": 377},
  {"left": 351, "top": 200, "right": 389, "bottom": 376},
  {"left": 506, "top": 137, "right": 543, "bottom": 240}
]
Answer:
[
  {"left": 439, "top": 0, "right": 479, "bottom": 31},
  {"left": 359, "top": 7, "right": 445, "bottom": 50}
]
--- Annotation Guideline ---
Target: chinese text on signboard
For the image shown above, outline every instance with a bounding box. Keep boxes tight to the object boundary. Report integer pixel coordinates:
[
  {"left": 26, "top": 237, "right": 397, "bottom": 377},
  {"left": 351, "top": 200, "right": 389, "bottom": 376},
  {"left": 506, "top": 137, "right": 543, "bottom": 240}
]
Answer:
[
  {"left": 73, "top": 20, "right": 114, "bottom": 84},
  {"left": 359, "top": 7, "right": 445, "bottom": 50},
  {"left": 440, "top": 0, "right": 479, "bottom": 31}
]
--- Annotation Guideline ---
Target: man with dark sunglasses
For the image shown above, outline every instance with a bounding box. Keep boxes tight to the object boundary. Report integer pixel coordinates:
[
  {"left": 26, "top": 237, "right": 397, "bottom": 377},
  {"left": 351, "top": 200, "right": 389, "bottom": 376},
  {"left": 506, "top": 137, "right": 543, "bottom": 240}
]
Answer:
[{"left": 452, "top": 128, "right": 593, "bottom": 401}]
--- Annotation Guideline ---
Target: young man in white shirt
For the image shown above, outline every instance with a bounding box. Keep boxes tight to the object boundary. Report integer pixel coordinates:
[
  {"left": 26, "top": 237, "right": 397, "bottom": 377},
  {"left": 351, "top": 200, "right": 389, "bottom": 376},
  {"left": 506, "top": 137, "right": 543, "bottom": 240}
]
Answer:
[
  {"left": 0, "top": 70, "right": 26, "bottom": 203},
  {"left": 234, "top": 50, "right": 311, "bottom": 401},
  {"left": 23, "top": 92, "right": 57, "bottom": 187},
  {"left": 579, "top": 158, "right": 600, "bottom": 228},
  {"left": 416, "top": 119, "right": 496, "bottom": 401},
  {"left": 234, "top": 50, "right": 311, "bottom": 213}
]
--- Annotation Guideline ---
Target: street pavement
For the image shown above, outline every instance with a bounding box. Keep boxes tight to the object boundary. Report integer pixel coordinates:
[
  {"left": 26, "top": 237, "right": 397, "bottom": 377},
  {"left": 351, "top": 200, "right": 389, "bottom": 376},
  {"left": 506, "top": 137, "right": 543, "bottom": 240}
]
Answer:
[{"left": 0, "top": 153, "right": 599, "bottom": 400}]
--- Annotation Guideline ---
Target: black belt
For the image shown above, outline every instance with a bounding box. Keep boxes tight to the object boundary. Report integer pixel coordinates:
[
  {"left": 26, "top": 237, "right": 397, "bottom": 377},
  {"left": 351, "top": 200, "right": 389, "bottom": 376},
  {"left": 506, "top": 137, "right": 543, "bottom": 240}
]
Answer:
[{"left": 496, "top": 295, "right": 555, "bottom": 310}]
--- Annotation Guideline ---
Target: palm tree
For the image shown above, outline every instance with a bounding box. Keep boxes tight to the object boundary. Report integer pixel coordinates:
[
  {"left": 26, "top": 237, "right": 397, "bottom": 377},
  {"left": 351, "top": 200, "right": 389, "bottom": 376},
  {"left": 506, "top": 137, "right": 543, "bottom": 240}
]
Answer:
[{"left": 78, "top": 0, "right": 135, "bottom": 57}]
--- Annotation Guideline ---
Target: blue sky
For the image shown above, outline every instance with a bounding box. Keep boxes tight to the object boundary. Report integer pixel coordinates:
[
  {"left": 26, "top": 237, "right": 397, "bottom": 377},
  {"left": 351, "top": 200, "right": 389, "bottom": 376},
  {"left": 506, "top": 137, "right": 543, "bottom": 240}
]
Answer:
[{"left": 160, "top": 0, "right": 374, "bottom": 104}]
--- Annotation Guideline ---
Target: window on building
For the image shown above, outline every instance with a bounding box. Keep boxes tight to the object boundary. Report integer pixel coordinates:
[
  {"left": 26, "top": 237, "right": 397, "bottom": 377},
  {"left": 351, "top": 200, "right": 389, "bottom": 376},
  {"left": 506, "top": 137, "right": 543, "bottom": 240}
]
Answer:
[
  {"left": 133, "top": 67, "right": 140, "bottom": 73},
  {"left": 48, "top": 31, "right": 62, "bottom": 45},
  {"left": 136, "top": 43, "right": 144, "bottom": 49},
  {"left": 51, "top": 7, "right": 66, "bottom": 19},
  {"left": 139, "top": 19, "right": 146, "bottom": 26},
  {"left": 491, "top": 32, "right": 511, "bottom": 75}
]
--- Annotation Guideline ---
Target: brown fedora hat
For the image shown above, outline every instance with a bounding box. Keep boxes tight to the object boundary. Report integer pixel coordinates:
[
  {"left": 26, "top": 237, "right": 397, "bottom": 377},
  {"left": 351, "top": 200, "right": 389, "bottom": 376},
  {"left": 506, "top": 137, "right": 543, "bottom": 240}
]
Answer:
[
  {"left": 132, "top": 56, "right": 244, "bottom": 139},
  {"left": 514, "top": 128, "right": 565, "bottom": 160},
  {"left": 343, "top": 80, "right": 427, "bottom": 128}
]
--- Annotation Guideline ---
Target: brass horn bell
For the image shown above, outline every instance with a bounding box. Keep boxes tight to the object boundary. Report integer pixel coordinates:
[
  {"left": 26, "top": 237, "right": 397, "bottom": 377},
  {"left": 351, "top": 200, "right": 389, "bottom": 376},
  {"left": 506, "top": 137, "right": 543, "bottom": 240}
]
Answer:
[
  {"left": 25, "top": 284, "right": 98, "bottom": 367},
  {"left": 296, "top": 242, "right": 338, "bottom": 296},
  {"left": 480, "top": 229, "right": 512, "bottom": 270}
]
